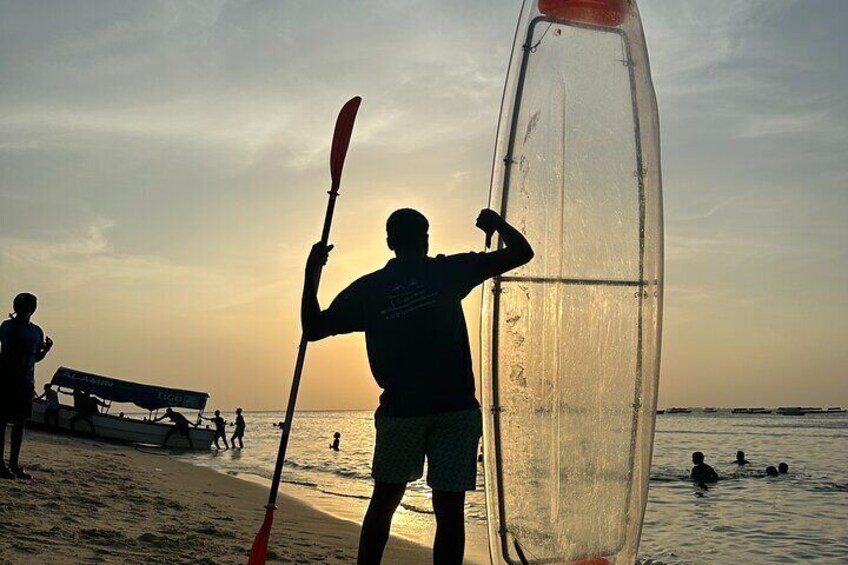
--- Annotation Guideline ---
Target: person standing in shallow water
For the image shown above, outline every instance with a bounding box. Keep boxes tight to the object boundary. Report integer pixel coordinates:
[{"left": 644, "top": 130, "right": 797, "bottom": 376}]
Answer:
[
  {"left": 0, "top": 293, "right": 53, "bottom": 480},
  {"left": 201, "top": 410, "right": 229, "bottom": 450},
  {"left": 329, "top": 431, "right": 341, "bottom": 451},
  {"left": 735, "top": 450, "right": 749, "bottom": 465},
  {"left": 691, "top": 451, "right": 719, "bottom": 484},
  {"left": 153, "top": 407, "right": 196, "bottom": 449},
  {"left": 230, "top": 407, "right": 246, "bottom": 448},
  {"left": 301, "top": 208, "right": 533, "bottom": 565}
]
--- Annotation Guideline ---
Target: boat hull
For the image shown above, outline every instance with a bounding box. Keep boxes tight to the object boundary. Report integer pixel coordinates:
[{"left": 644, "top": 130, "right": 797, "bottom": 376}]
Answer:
[{"left": 29, "top": 399, "right": 215, "bottom": 450}]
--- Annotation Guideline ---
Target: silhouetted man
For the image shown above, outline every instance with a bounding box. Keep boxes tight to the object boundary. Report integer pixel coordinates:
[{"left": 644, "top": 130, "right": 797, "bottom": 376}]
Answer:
[
  {"left": 302, "top": 208, "right": 533, "bottom": 565},
  {"left": 201, "top": 409, "right": 229, "bottom": 450},
  {"left": 691, "top": 451, "right": 719, "bottom": 484},
  {"left": 735, "top": 450, "right": 749, "bottom": 465},
  {"left": 230, "top": 407, "right": 246, "bottom": 448},
  {"left": 153, "top": 407, "right": 196, "bottom": 449},
  {"left": 37, "top": 383, "right": 61, "bottom": 429},
  {"left": 0, "top": 292, "right": 53, "bottom": 480}
]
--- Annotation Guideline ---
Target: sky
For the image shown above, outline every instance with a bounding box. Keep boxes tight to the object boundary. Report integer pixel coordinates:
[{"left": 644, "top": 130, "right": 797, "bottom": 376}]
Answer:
[{"left": 1, "top": 0, "right": 846, "bottom": 411}]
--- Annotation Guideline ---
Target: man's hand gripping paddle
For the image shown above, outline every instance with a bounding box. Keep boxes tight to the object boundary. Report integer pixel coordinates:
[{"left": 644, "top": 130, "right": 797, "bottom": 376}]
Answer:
[{"left": 247, "top": 96, "right": 362, "bottom": 565}]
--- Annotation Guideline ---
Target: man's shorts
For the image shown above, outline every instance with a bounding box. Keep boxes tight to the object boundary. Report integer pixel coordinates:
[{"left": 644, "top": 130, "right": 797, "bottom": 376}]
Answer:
[{"left": 372, "top": 407, "right": 482, "bottom": 492}]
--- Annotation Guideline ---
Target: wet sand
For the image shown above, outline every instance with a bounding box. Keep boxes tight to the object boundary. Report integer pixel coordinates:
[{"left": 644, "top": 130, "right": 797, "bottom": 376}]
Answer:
[{"left": 0, "top": 429, "right": 432, "bottom": 564}]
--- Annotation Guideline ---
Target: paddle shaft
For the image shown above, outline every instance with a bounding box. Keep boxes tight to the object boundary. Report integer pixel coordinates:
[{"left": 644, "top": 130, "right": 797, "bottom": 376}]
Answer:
[{"left": 265, "top": 183, "right": 339, "bottom": 509}]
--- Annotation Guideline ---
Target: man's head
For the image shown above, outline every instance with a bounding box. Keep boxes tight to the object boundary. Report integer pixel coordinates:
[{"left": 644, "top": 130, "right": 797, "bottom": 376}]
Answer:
[
  {"left": 692, "top": 451, "right": 705, "bottom": 464},
  {"left": 766, "top": 466, "right": 779, "bottom": 477},
  {"left": 386, "top": 209, "right": 429, "bottom": 257},
  {"left": 12, "top": 292, "right": 37, "bottom": 320},
  {"left": 778, "top": 462, "right": 789, "bottom": 474},
  {"left": 736, "top": 450, "right": 746, "bottom": 462},
  {"left": 166, "top": 407, "right": 173, "bottom": 414},
  {"left": 236, "top": 407, "right": 243, "bottom": 415},
  {"left": 214, "top": 410, "right": 220, "bottom": 417},
  {"left": 43, "top": 384, "right": 51, "bottom": 392}
]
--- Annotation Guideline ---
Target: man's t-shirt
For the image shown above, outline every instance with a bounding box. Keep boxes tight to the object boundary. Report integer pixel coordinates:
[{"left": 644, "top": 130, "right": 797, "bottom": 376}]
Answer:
[
  {"left": 212, "top": 416, "right": 226, "bottom": 433},
  {"left": 0, "top": 319, "right": 43, "bottom": 385},
  {"left": 167, "top": 411, "right": 190, "bottom": 429},
  {"left": 322, "top": 253, "right": 499, "bottom": 417}
]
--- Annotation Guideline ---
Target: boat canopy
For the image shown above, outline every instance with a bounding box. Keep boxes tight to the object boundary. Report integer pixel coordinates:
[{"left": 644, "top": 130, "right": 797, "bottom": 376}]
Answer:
[{"left": 51, "top": 367, "right": 209, "bottom": 412}]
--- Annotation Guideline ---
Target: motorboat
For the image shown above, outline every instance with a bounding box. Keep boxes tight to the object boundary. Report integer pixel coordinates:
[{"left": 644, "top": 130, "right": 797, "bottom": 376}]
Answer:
[{"left": 28, "top": 366, "right": 215, "bottom": 450}]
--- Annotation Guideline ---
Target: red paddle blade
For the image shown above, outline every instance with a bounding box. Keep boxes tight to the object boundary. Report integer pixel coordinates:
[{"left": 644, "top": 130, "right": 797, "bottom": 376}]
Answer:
[
  {"left": 329, "top": 96, "right": 362, "bottom": 191},
  {"left": 246, "top": 506, "right": 276, "bottom": 565}
]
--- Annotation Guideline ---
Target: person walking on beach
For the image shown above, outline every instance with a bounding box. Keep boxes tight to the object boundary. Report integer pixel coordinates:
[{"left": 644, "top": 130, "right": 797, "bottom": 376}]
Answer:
[
  {"left": 301, "top": 208, "right": 534, "bottom": 565},
  {"left": 37, "top": 383, "right": 60, "bottom": 430},
  {"left": 691, "top": 451, "right": 720, "bottom": 484},
  {"left": 0, "top": 292, "right": 53, "bottom": 480},
  {"left": 201, "top": 409, "right": 229, "bottom": 450},
  {"left": 230, "top": 407, "right": 246, "bottom": 448},
  {"left": 153, "top": 407, "right": 196, "bottom": 449}
]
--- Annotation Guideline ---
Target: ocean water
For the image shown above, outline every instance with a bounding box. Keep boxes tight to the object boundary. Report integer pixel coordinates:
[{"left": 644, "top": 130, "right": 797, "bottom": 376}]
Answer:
[{"left": 177, "top": 411, "right": 848, "bottom": 564}]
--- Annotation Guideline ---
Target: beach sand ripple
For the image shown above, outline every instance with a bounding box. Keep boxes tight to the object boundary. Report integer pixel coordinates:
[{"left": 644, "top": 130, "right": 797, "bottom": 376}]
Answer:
[{"left": 0, "top": 430, "right": 431, "bottom": 564}]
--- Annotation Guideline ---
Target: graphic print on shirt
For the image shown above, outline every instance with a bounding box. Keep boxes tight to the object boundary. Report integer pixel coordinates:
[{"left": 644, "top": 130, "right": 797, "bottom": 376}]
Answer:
[{"left": 380, "top": 279, "right": 439, "bottom": 321}]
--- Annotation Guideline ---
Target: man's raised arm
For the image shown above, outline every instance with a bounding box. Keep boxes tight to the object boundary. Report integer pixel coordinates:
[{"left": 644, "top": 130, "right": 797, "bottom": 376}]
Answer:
[
  {"left": 301, "top": 242, "right": 335, "bottom": 342},
  {"left": 476, "top": 209, "right": 534, "bottom": 276}
]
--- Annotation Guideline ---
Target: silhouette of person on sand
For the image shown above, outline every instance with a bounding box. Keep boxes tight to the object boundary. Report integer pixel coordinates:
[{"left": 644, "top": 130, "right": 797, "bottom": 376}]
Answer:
[
  {"left": 329, "top": 431, "right": 341, "bottom": 451},
  {"left": 66, "top": 389, "right": 105, "bottom": 435},
  {"left": 153, "top": 407, "right": 196, "bottom": 449},
  {"left": 230, "top": 407, "right": 246, "bottom": 448},
  {"left": 301, "top": 208, "right": 533, "bottom": 565},
  {"left": 691, "top": 451, "right": 719, "bottom": 485},
  {"left": 0, "top": 293, "right": 53, "bottom": 480},
  {"left": 201, "top": 410, "right": 229, "bottom": 450},
  {"left": 37, "top": 383, "right": 60, "bottom": 430},
  {"left": 735, "top": 450, "right": 749, "bottom": 465}
]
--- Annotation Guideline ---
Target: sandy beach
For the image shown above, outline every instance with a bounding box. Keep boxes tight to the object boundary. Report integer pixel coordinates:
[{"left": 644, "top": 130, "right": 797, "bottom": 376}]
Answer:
[{"left": 0, "top": 429, "right": 433, "bottom": 565}]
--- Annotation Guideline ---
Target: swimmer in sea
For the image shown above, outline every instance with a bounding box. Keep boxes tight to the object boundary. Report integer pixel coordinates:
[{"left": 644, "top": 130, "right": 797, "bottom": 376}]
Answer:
[
  {"left": 766, "top": 466, "right": 779, "bottom": 477},
  {"left": 329, "top": 431, "right": 341, "bottom": 451},
  {"left": 691, "top": 451, "right": 719, "bottom": 484},
  {"left": 735, "top": 450, "right": 749, "bottom": 465},
  {"left": 778, "top": 462, "right": 789, "bottom": 474}
]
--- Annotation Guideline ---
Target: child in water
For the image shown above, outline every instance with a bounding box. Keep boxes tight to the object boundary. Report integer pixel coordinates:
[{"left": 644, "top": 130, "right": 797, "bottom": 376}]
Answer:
[{"left": 329, "top": 431, "right": 341, "bottom": 451}]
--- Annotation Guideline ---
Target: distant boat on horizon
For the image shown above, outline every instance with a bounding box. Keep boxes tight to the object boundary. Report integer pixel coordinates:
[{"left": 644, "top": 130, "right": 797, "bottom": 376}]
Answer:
[
  {"left": 732, "top": 407, "right": 773, "bottom": 414},
  {"left": 665, "top": 407, "right": 692, "bottom": 414}
]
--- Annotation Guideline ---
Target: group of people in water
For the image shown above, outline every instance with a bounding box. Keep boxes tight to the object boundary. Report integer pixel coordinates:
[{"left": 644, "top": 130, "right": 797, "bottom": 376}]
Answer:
[
  {"left": 196, "top": 408, "right": 247, "bottom": 451},
  {"left": 691, "top": 449, "right": 791, "bottom": 486}
]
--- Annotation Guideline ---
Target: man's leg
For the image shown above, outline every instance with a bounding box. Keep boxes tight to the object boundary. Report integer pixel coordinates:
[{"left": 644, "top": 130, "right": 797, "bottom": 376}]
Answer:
[
  {"left": 162, "top": 427, "right": 175, "bottom": 447},
  {"left": 358, "top": 481, "right": 406, "bottom": 565},
  {"left": 426, "top": 408, "right": 482, "bottom": 565},
  {"left": 432, "top": 490, "right": 466, "bottom": 565},
  {"left": 0, "top": 416, "right": 8, "bottom": 461},
  {"left": 183, "top": 428, "right": 194, "bottom": 450},
  {"left": 8, "top": 418, "right": 25, "bottom": 469}
]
